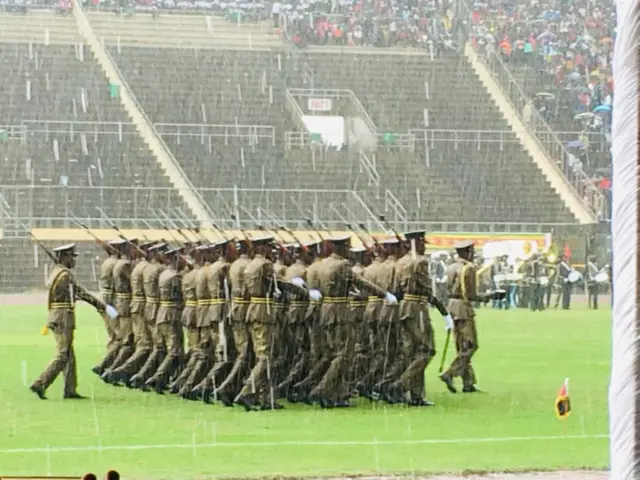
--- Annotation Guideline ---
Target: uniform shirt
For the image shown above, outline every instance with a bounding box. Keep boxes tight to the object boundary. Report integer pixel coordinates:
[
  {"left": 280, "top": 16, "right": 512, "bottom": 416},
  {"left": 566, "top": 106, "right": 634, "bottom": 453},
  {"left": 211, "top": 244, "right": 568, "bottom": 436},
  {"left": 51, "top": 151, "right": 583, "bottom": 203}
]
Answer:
[
  {"left": 181, "top": 266, "right": 199, "bottom": 328},
  {"left": 156, "top": 266, "right": 182, "bottom": 325},
  {"left": 396, "top": 252, "right": 447, "bottom": 315},
  {"left": 130, "top": 259, "right": 147, "bottom": 315},
  {"left": 113, "top": 257, "right": 133, "bottom": 317},
  {"left": 446, "top": 258, "right": 478, "bottom": 319},
  {"left": 99, "top": 255, "right": 118, "bottom": 304},
  {"left": 228, "top": 254, "right": 250, "bottom": 302},
  {"left": 142, "top": 260, "right": 164, "bottom": 323},
  {"left": 194, "top": 262, "right": 211, "bottom": 327},
  {"left": 317, "top": 253, "right": 386, "bottom": 299},
  {"left": 47, "top": 264, "right": 106, "bottom": 329}
]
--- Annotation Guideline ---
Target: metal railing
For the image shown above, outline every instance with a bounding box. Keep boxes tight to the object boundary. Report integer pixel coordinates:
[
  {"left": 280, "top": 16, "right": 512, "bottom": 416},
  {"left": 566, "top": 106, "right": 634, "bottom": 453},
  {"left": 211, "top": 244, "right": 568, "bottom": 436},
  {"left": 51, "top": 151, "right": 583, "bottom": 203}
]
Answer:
[
  {"left": 358, "top": 150, "right": 379, "bottom": 191},
  {"left": 155, "top": 123, "right": 276, "bottom": 146},
  {"left": 384, "top": 189, "right": 407, "bottom": 229},
  {"left": 377, "top": 132, "right": 415, "bottom": 151},
  {"left": 22, "top": 120, "right": 139, "bottom": 136},
  {"left": 0, "top": 185, "right": 390, "bottom": 231},
  {"left": 0, "top": 124, "right": 27, "bottom": 141},
  {"left": 287, "top": 88, "right": 378, "bottom": 135}
]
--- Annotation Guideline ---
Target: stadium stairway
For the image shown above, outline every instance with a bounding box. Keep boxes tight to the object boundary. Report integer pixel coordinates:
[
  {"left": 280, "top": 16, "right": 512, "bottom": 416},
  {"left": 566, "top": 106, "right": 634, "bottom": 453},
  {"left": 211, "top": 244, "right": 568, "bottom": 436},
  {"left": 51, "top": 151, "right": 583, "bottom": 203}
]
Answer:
[
  {"left": 87, "top": 11, "right": 284, "bottom": 49},
  {"left": 464, "top": 45, "right": 597, "bottom": 224},
  {"left": 72, "top": 2, "right": 211, "bottom": 224}
]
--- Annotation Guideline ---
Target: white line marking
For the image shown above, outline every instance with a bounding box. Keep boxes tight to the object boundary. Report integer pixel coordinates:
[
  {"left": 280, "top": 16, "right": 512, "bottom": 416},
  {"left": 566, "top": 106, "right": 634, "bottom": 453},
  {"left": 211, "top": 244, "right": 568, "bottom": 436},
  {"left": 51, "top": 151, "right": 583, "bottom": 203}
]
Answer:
[{"left": 0, "top": 434, "right": 608, "bottom": 455}]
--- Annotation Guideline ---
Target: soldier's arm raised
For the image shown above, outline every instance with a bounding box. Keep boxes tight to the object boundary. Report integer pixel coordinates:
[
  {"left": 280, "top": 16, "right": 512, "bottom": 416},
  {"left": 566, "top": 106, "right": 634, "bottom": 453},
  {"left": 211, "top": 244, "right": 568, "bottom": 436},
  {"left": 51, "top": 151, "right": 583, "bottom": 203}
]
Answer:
[
  {"left": 344, "top": 263, "right": 387, "bottom": 298},
  {"left": 74, "top": 282, "right": 107, "bottom": 313}
]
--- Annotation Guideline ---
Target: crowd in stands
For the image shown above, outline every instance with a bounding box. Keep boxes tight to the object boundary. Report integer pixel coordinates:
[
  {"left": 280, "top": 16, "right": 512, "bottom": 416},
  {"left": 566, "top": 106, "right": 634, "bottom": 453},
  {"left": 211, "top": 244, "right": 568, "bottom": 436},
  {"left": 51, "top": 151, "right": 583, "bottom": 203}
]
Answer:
[{"left": 470, "top": 0, "right": 614, "bottom": 130}]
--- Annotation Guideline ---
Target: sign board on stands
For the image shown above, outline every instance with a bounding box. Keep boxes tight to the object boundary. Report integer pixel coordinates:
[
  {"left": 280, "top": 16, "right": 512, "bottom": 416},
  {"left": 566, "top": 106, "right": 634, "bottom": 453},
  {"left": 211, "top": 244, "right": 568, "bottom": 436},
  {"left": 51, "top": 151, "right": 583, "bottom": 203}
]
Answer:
[{"left": 308, "top": 98, "right": 332, "bottom": 112}]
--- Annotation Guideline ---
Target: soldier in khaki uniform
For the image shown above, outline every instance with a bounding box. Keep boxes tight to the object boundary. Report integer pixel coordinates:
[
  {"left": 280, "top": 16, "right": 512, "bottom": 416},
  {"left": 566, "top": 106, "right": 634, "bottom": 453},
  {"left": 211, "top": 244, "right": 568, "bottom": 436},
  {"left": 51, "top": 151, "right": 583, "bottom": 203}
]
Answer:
[
  {"left": 371, "top": 238, "right": 403, "bottom": 402},
  {"left": 391, "top": 230, "right": 452, "bottom": 406},
  {"left": 146, "top": 247, "right": 185, "bottom": 393},
  {"left": 276, "top": 242, "right": 314, "bottom": 400},
  {"left": 310, "top": 236, "right": 395, "bottom": 409},
  {"left": 168, "top": 245, "right": 200, "bottom": 393},
  {"left": 105, "top": 241, "right": 155, "bottom": 386},
  {"left": 129, "top": 242, "right": 168, "bottom": 389},
  {"left": 234, "top": 236, "right": 311, "bottom": 411},
  {"left": 355, "top": 244, "right": 386, "bottom": 398},
  {"left": 31, "top": 244, "right": 118, "bottom": 400},
  {"left": 347, "top": 245, "right": 371, "bottom": 392},
  {"left": 291, "top": 240, "right": 329, "bottom": 400},
  {"left": 107, "top": 239, "right": 136, "bottom": 371},
  {"left": 196, "top": 239, "right": 237, "bottom": 402},
  {"left": 93, "top": 243, "right": 120, "bottom": 377},
  {"left": 440, "top": 240, "right": 499, "bottom": 394},
  {"left": 214, "top": 239, "right": 253, "bottom": 404},
  {"left": 178, "top": 243, "right": 215, "bottom": 398}
]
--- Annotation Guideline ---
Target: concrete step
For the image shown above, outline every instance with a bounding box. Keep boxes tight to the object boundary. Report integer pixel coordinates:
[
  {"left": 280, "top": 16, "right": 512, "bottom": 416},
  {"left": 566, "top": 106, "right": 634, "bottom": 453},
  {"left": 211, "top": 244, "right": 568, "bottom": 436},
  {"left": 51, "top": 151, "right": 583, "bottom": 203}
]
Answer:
[
  {"left": 97, "top": 33, "right": 284, "bottom": 48},
  {"left": 0, "top": 32, "right": 81, "bottom": 43}
]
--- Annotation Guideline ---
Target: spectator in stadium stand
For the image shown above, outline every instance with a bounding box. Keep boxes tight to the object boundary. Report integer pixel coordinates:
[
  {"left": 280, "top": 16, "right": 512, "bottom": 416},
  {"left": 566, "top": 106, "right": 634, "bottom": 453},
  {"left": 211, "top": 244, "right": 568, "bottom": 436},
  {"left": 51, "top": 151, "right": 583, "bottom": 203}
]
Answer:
[
  {"left": 82, "top": 474, "right": 98, "bottom": 480},
  {"left": 272, "top": 0, "right": 282, "bottom": 27},
  {"left": 106, "top": 470, "right": 120, "bottom": 480},
  {"left": 279, "top": 0, "right": 461, "bottom": 49}
]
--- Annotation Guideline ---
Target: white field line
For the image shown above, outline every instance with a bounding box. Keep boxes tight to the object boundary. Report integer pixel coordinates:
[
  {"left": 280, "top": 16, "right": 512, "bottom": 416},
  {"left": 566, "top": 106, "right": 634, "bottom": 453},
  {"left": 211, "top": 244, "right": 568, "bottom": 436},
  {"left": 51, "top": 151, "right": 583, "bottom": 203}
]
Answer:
[{"left": 0, "top": 433, "right": 608, "bottom": 455}]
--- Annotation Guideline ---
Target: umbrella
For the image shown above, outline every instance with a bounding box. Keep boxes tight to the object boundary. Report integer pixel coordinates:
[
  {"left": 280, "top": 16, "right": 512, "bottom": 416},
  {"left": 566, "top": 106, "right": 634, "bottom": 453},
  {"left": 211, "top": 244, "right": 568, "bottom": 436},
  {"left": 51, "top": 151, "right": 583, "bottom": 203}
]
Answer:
[
  {"left": 574, "top": 112, "right": 595, "bottom": 121},
  {"left": 593, "top": 104, "right": 612, "bottom": 113}
]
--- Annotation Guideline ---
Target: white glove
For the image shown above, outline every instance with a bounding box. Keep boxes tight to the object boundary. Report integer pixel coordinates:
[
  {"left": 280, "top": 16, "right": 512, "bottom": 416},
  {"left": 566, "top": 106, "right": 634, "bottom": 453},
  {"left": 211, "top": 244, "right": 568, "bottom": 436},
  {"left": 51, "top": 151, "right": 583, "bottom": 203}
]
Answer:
[
  {"left": 273, "top": 288, "right": 282, "bottom": 300},
  {"left": 105, "top": 305, "right": 119, "bottom": 320},
  {"left": 444, "top": 314, "right": 454, "bottom": 331},
  {"left": 291, "top": 276, "right": 306, "bottom": 287},
  {"left": 385, "top": 292, "right": 398, "bottom": 305},
  {"left": 309, "top": 289, "right": 322, "bottom": 301}
]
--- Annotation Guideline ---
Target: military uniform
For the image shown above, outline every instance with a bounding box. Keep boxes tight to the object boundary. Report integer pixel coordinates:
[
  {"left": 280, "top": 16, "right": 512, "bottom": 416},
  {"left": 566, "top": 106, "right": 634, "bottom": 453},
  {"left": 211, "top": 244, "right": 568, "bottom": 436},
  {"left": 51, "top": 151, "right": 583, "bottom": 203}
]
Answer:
[
  {"left": 355, "top": 254, "right": 385, "bottom": 397},
  {"left": 277, "top": 253, "right": 311, "bottom": 396},
  {"left": 440, "top": 240, "right": 487, "bottom": 393},
  {"left": 94, "top": 251, "right": 119, "bottom": 374},
  {"left": 31, "top": 244, "right": 113, "bottom": 400},
  {"left": 347, "top": 247, "right": 368, "bottom": 390},
  {"left": 215, "top": 247, "right": 252, "bottom": 401},
  {"left": 235, "top": 236, "right": 308, "bottom": 411},
  {"left": 107, "top": 244, "right": 153, "bottom": 383},
  {"left": 129, "top": 243, "right": 168, "bottom": 388},
  {"left": 310, "top": 237, "right": 389, "bottom": 408},
  {"left": 146, "top": 248, "right": 184, "bottom": 392},
  {"left": 586, "top": 257, "right": 599, "bottom": 310},
  {"left": 108, "top": 245, "right": 135, "bottom": 369},
  {"left": 393, "top": 231, "right": 449, "bottom": 405}
]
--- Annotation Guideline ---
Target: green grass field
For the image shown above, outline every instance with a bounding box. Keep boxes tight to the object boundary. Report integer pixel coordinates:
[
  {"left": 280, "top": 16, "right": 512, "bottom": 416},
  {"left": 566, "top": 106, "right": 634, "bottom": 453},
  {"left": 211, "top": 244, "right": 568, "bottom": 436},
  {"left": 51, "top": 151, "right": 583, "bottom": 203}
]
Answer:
[{"left": 0, "top": 302, "right": 610, "bottom": 479}]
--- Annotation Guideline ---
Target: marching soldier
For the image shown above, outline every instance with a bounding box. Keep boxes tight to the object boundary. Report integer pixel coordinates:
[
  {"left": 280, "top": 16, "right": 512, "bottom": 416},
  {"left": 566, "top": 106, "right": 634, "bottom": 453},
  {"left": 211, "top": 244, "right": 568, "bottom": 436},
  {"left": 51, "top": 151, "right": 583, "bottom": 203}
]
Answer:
[
  {"left": 371, "top": 238, "right": 402, "bottom": 402},
  {"left": 168, "top": 245, "right": 200, "bottom": 393},
  {"left": 432, "top": 253, "right": 448, "bottom": 302},
  {"left": 145, "top": 247, "right": 185, "bottom": 393},
  {"left": 277, "top": 242, "right": 312, "bottom": 400},
  {"left": 195, "top": 239, "right": 236, "bottom": 401},
  {"left": 392, "top": 231, "right": 452, "bottom": 406},
  {"left": 355, "top": 243, "right": 386, "bottom": 399},
  {"left": 93, "top": 241, "right": 120, "bottom": 377},
  {"left": 129, "top": 242, "right": 168, "bottom": 389},
  {"left": 586, "top": 255, "right": 599, "bottom": 310},
  {"left": 309, "top": 236, "right": 396, "bottom": 409},
  {"left": 214, "top": 239, "right": 253, "bottom": 404},
  {"left": 107, "top": 239, "right": 136, "bottom": 371},
  {"left": 439, "top": 240, "right": 500, "bottom": 394},
  {"left": 30, "top": 244, "right": 118, "bottom": 400},
  {"left": 347, "top": 245, "right": 370, "bottom": 392},
  {"left": 178, "top": 243, "right": 216, "bottom": 397},
  {"left": 104, "top": 241, "right": 155, "bottom": 386},
  {"left": 234, "top": 236, "right": 312, "bottom": 411}
]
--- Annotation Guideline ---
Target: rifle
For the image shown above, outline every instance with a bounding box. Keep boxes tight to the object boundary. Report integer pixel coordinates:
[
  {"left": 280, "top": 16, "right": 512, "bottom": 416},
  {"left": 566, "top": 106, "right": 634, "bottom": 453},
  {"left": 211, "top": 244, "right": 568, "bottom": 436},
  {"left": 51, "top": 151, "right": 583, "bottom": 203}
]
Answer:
[
  {"left": 29, "top": 233, "right": 57, "bottom": 263},
  {"left": 66, "top": 209, "right": 118, "bottom": 254}
]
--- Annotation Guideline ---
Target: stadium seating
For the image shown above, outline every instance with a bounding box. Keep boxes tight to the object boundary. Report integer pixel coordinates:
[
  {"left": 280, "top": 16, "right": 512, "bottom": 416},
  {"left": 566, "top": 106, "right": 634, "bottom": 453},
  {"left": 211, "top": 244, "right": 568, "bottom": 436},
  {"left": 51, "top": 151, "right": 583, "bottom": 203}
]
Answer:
[
  {"left": 0, "top": 42, "right": 192, "bottom": 227},
  {"left": 301, "top": 51, "right": 574, "bottom": 222}
]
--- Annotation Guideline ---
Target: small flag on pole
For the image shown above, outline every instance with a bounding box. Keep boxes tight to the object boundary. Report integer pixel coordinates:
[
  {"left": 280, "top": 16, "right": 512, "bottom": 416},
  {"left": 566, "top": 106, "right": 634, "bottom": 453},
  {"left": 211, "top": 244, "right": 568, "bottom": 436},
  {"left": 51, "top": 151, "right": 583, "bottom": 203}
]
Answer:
[{"left": 555, "top": 377, "right": 571, "bottom": 419}]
